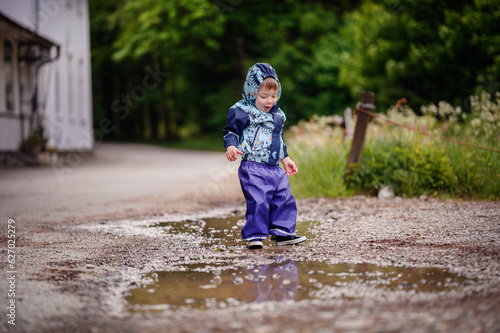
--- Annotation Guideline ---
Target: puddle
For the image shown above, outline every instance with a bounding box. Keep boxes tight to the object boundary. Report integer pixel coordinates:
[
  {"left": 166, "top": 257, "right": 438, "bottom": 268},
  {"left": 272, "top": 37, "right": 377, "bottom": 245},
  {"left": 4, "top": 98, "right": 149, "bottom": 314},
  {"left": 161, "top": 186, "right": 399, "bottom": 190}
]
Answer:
[
  {"left": 125, "top": 215, "right": 473, "bottom": 312},
  {"left": 125, "top": 259, "right": 472, "bottom": 312},
  {"left": 150, "top": 216, "right": 318, "bottom": 247}
]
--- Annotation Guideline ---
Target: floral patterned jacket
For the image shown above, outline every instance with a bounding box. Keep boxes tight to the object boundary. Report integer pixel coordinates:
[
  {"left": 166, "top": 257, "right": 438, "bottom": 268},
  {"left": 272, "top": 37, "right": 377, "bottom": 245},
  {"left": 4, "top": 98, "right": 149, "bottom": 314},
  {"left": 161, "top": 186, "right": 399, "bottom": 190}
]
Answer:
[{"left": 223, "top": 63, "right": 288, "bottom": 166}]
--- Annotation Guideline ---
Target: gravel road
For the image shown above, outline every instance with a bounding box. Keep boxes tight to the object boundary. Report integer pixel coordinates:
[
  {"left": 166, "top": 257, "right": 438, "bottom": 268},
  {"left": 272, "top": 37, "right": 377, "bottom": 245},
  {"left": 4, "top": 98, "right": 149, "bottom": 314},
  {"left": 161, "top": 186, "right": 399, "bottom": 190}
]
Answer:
[
  {"left": 0, "top": 143, "right": 243, "bottom": 223},
  {"left": 0, "top": 143, "right": 498, "bottom": 333}
]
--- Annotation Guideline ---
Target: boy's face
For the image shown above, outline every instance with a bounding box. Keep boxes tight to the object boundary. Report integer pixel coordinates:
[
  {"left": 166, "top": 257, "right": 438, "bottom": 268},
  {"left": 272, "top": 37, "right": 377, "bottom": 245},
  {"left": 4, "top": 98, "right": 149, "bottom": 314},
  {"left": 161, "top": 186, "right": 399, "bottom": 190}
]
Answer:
[{"left": 255, "top": 87, "right": 278, "bottom": 113}]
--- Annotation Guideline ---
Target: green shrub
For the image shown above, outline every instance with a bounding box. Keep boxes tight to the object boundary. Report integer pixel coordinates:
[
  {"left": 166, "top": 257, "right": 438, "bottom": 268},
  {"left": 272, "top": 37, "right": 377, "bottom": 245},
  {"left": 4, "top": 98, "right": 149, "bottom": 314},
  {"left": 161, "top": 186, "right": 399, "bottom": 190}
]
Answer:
[{"left": 346, "top": 137, "right": 458, "bottom": 197}]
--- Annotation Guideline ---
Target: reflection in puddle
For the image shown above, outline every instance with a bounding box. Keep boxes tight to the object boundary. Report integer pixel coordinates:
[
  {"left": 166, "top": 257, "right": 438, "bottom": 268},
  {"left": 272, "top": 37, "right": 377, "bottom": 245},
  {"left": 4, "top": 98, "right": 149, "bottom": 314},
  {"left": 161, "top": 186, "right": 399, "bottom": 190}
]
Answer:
[
  {"left": 125, "top": 259, "right": 471, "bottom": 312},
  {"left": 150, "top": 216, "right": 317, "bottom": 247}
]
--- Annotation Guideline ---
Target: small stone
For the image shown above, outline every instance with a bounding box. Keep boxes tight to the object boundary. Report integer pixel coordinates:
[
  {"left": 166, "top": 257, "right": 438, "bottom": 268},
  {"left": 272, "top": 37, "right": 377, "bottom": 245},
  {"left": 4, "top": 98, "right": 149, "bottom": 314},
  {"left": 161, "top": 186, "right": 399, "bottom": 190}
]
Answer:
[
  {"left": 211, "top": 276, "right": 222, "bottom": 285},
  {"left": 378, "top": 186, "right": 395, "bottom": 199},
  {"left": 233, "top": 276, "right": 244, "bottom": 285}
]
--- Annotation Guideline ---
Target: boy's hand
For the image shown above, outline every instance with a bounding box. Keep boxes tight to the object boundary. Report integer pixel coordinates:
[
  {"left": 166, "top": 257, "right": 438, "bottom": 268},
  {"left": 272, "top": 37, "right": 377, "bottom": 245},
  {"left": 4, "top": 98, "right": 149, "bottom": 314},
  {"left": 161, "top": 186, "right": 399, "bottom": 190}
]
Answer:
[
  {"left": 281, "top": 157, "right": 298, "bottom": 176},
  {"left": 226, "top": 146, "right": 243, "bottom": 162}
]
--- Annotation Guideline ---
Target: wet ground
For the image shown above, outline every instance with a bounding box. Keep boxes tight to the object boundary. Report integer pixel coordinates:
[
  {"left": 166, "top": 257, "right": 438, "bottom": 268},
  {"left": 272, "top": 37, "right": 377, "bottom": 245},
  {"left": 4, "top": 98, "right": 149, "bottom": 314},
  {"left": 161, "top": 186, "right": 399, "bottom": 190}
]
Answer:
[
  {"left": 124, "top": 217, "right": 474, "bottom": 312},
  {"left": 1, "top": 198, "right": 495, "bottom": 333},
  {"left": 0, "top": 144, "right": 499, "bottom": 332}
]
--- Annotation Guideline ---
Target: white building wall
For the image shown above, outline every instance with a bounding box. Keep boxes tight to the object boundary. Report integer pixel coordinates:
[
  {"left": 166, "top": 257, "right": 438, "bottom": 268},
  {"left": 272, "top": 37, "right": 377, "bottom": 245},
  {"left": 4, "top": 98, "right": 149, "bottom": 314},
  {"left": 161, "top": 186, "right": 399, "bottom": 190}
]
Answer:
[
  {"left": 0, "top": 0, "right": 93, "bottom": 152},
  {"left": 0, "top": 116, "right": 21, "bottom": 150}
]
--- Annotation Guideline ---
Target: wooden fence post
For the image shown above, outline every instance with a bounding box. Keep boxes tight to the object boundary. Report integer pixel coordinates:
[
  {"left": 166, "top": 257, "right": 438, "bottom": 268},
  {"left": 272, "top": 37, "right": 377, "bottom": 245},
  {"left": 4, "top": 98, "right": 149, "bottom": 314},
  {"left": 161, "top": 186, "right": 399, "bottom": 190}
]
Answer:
[{"left": 344, "top": 91, "right": 375, "bottom": 182}]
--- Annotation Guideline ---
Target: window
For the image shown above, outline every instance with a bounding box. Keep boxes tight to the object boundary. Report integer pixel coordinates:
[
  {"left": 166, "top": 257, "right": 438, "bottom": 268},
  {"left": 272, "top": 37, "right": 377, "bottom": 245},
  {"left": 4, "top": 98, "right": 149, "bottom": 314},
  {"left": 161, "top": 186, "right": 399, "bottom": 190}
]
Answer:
[
  {"left": 67, "top": 53, "right": 74, "bottom": 122},
  {"left": 76, "top": 0, "right": 83, "bottom": 17},
  {"left": 4, "top": 40, "right": 14, "bottom": 112},
  {"left": 19, "top": 45, "right": 36, "bottom": 116},
  {"left": 78, "top": 58, "right": 85, "bottom": 124},
  {"left": 55, "top": 59, "right": 62, "bottom": 120}
]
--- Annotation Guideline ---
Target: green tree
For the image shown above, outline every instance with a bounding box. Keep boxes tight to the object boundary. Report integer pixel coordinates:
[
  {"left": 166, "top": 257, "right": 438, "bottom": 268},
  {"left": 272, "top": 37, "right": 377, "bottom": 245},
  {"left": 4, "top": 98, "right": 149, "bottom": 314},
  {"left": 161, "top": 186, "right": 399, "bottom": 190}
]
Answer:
[
  {"left": 90, "top": 0, "right": 499, "bottom": 143},
  {"left": 216, "top": 1, "right": 356, "bottom": 123},
  {"left": 339, "top": 0, "right": 500, "bottom": 109},
  {"left": 91, "top": 0, "right": 224, "bottom": 140}
]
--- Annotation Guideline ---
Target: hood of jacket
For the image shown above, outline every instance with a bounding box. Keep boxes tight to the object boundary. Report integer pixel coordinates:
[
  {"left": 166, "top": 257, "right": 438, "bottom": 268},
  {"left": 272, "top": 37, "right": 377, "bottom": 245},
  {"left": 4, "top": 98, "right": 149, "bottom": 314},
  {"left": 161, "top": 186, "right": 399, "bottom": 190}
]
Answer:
[{"left": 242, "top": 63, "right": 282, "bottom": 107}]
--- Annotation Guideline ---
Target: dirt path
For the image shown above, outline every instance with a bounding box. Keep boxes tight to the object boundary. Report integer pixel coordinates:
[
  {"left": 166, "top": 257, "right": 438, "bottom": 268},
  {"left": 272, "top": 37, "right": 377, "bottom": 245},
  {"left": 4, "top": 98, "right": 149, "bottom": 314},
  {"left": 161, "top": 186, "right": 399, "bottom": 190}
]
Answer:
[
  {"left": 0, "top": 143, "right": 243, "bottom": 224},
  {"left": 0, "top": 143, "right": 499, "bottom": 333}
]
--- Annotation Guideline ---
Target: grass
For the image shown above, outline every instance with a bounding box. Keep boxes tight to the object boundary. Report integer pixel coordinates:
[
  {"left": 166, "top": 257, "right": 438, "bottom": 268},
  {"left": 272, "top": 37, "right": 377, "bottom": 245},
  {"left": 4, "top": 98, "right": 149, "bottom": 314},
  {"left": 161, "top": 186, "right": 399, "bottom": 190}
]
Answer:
[
  {"left": 288, "top": 145, "right": 355, "bottom": 198},
  {"left": 159, "top": 134, "right": 224, "bottom": 152},
  {"left": 127, "top": 134, "right": 225, "bottom": 152}
]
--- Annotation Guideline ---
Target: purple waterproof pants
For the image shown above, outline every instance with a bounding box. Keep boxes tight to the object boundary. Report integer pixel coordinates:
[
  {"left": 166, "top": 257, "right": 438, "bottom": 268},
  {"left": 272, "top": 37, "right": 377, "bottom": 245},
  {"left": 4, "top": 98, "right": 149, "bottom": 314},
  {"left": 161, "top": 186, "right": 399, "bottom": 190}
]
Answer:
[{"left": 238, "top": 161, "right": 297, "bottom": 241}]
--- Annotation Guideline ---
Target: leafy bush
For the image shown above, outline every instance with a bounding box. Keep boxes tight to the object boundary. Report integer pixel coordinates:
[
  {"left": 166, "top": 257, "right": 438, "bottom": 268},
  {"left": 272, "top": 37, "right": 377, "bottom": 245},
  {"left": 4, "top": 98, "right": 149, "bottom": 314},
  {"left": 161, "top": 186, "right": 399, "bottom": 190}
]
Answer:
[
  {"left": 287, "top": 91, "right": 500, "bottom": 200},
  {"left": 346, "top": 137, "right": 458, "bottom": 197}
]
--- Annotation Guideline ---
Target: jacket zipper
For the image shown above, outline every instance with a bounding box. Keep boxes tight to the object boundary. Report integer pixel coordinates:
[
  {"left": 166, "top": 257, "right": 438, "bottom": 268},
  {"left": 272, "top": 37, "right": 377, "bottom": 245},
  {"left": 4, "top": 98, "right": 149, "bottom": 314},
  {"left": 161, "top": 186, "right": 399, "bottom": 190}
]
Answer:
[{"left": 251, "top": 128, "right": 261, "bottom": 152}]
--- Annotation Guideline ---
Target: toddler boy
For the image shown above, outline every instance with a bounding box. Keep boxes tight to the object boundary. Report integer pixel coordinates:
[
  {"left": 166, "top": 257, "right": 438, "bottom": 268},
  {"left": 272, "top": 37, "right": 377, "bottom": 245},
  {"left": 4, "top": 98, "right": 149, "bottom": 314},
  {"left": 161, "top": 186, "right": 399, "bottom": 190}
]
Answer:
[{"left": 223, "top": 63, "right": 307, "bottom": 249}]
